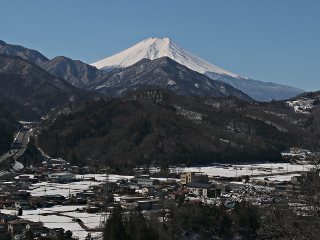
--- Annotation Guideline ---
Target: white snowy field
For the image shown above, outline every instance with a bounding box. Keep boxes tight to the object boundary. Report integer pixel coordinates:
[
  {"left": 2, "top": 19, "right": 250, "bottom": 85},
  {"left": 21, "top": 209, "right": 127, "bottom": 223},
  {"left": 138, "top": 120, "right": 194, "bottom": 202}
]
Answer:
[
  {"left": 28, "top": 174, "right": 134, "bottom": 197},
  {"left": 0, "top": 205, "right": 102, "bottom": 239},
  {"left": 175, "top": 162, "right": 313, "bottom": 181},
  {"left": 7, "top": 174, "right": 134, "bottom": 239}
]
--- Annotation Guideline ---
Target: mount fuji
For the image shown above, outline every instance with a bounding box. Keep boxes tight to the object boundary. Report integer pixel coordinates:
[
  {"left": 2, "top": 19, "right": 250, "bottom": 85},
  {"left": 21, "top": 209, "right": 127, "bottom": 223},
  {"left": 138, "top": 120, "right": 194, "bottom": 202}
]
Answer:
[{"left": 91, "top": 37, "right": 304, "bottom": 101}]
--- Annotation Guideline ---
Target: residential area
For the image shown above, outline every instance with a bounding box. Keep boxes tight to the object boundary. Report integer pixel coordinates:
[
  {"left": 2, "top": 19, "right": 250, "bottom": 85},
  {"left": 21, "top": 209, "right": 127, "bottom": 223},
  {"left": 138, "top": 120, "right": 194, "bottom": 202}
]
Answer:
[{"left": 0, "top": 149, "right": 317, "bottom": 239}]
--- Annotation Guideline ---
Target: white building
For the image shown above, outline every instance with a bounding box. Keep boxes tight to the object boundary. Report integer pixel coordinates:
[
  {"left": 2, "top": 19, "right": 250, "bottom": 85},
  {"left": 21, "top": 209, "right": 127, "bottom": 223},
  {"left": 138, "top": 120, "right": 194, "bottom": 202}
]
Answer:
[{"left": 48, "top": 172, "right": 74, "bottom": 182}]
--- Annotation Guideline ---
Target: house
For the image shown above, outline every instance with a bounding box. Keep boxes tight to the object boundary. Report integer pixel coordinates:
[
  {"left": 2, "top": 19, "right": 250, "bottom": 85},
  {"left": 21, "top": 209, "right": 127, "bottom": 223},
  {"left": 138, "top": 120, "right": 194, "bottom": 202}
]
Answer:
[
  {"left": 180, "top": 172, "right": 209, "bottom": 184},
  {"left": 17, "top": 176, "right": 30, "bottom": 181},
  {"left": 7, "top": 219, "right": 31, "bottom": 234},
  {"left": 14, "top": 200, "right": 32, "bottom": 210},
  {"left": 136, "top": 200, "right": 157, "bottom": 210},
  {"left": 48, "top": 172, "right": 74, "bottom": 182},
  {"left": 23, "top": 222, "right": 47, "bottom": 234},
  {"left": 0, "top": 214, "right": 19, "bottom": 224},
  {"left": 12, "top": 190, "right": 30, "bottom": 199},
  {"left": 29, "top": 197, "right": 45, "bottom": 207},
  {"left": 185, "top": 183, "right": 219, "bottom": 198},
  {"left": 42, "top": 194, "right": 65, "bottom": 204},
  {"left": 137, "top": 178, "right": 160, "bottom": 187},
  {"left": 141, "top": 187, "right": 155, "bottom": 196},
  {"left": 275, "top": 183, "right": 301, "bottom": 197},
  {"left": 120, "top": 202, "right": 137, "bottom": 211},
  {"left": 155, "top": 190, "right": 169, "bottom": 199},
  {"left": 82, "top": 206, "right": 100, "bottom": 213},
  {"left": 120, "top": 196, "right": 149, "bottom": 204},
  {"left": 169, "top": 190, "right": 188, "bottom": 201},
  {"left": 0, "top": 200, "right": 16, "bottom": 209}
]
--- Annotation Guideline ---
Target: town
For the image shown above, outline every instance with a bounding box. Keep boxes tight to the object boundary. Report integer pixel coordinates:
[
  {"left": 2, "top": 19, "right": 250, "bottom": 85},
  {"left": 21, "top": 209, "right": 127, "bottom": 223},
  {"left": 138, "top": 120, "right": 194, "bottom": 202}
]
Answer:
[{"left": 0, "top": 147, "right": 316, "bottom": 239}]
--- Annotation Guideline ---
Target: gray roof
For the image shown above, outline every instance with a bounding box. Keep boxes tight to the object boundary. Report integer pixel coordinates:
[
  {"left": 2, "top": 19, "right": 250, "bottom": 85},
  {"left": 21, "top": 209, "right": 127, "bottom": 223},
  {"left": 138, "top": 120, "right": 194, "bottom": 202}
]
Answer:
[{"left": 185, "top": 183, "right": 215, "bottom": 189}]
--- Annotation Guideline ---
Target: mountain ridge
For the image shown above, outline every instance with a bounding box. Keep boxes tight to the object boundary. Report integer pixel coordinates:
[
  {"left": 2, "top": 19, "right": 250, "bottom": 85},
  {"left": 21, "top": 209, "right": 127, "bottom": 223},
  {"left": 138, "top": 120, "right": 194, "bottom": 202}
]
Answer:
[
  {"left": 88, "top": 57, "right": 254, "bottom": 101},
  {"left": 0, "top": 54, "right": 102, "bottom": 120},
  {"left": 91, "top": 37, "right": 304, "bottom": 101},
  {"left": 42, "top": 56, "right": 108, "bottom": 88},
  {"left": 0, "top": 40, "right": 49, "bottom": 66}
]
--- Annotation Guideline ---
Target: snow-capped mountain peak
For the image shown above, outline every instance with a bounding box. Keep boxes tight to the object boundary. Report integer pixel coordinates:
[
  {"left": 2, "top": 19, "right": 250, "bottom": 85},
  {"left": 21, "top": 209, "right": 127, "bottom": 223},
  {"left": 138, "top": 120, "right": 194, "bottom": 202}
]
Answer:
[
  {"left": 91, "top": 37, "right": 240, "bottom": 78},
  {"left": 91, "top": 37, "right": 304, "bottom": 101}
]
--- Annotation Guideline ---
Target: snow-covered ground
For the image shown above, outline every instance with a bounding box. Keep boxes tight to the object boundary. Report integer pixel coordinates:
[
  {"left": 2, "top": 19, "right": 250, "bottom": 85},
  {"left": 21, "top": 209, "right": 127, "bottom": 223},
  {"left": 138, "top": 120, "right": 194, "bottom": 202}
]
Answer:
[
  {"left": 6, "top": 162, "right": 313, "bottom": 239},
  {"left": 286, "top": 98, "right": 315, "bottom": 113},
  {"left": 0, "top": 205, "right": 103, "bottom": 239},
  {"left": 28, "top": 174, "right": 134, "bottom": 197},
  {"left": 175, "top": 162, "right": 312, "bottom": 180},
  {"left": 5, "top": 174, "right": 135, "bottom": 239}
]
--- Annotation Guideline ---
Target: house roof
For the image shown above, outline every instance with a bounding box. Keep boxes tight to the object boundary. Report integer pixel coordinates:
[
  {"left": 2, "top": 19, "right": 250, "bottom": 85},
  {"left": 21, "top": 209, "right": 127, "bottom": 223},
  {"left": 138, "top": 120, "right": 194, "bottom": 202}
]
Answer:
[
  {"left": 43, "top": 194, "right": 64, "bottom": 197},
  {"left": 8, "top": 219, "right": 31, "bottom": 224},
  {"left": 0, "top": 200, "right": 16, "bottom": 204},
  {"left": 172, "top": 190, "right": 188, "bottom": 194},
  {"left": 137, "top": 178, "right": 157, "bottom": 181},
  {"left": 185, "top": 183, "right": 215, "bottom": 189}
]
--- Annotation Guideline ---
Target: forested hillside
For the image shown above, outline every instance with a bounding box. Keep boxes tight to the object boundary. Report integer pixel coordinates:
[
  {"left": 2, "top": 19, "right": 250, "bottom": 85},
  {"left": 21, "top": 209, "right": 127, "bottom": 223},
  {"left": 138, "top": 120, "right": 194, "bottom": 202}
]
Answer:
[
  {"left": 37, "top": 88, "right": 320, "bottom": 171},
  {"left": 0, "top": 103, "right": 18, "bottom": 155}
]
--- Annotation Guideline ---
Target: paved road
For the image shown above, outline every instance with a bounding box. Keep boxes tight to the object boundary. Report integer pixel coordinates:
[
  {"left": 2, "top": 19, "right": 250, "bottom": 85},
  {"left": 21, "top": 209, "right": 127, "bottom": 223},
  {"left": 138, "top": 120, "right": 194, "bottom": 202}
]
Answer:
[{"left": 0, "top": 128, "right": 31, "bottom": 162}]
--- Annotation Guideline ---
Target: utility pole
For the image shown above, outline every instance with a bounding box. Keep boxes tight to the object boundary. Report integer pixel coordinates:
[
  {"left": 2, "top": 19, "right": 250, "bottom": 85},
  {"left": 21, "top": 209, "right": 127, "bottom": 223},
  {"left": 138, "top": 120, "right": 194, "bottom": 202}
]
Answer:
[{"left": 100, "top": 168, "right": 109, "bottom": 224}]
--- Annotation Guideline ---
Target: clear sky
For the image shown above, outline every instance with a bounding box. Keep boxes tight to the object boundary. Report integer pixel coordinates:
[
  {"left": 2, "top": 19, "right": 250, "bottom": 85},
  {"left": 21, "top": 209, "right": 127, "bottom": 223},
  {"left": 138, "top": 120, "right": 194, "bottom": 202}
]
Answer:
[{"left": 1, "top": 0, "right": 319, "bottom": 91}]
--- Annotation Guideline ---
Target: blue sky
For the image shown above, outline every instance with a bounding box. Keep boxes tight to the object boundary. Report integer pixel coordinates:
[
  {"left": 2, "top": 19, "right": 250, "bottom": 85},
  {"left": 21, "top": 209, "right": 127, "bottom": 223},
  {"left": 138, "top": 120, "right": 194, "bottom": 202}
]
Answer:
[{"left": 1, "top": 0, "right": 319, "bottom": 91}]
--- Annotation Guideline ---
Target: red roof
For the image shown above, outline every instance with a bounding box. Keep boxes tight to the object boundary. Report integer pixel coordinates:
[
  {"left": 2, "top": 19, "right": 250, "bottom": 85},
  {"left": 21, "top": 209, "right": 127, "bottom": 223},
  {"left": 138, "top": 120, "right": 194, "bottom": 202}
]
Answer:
[
  {"left": 0, "top": 200, "right": 16, "bottom": 204},
  {"left": 172, "top": 190, "right": 188, "bottom": 194}
]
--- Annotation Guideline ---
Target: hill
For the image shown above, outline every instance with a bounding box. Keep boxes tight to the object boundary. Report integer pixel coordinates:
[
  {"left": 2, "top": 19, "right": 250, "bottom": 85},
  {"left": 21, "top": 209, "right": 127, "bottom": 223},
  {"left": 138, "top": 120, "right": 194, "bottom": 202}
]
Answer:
[{"left": 38, "top": 88, "right": 319, "bottom": 171}]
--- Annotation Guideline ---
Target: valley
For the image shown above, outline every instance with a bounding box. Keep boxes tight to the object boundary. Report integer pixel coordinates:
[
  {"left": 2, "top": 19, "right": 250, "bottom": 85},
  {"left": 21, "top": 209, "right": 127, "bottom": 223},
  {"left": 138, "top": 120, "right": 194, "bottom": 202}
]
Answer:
[{"left": 0, "top": 37, "right": 319, "bottom": 240}]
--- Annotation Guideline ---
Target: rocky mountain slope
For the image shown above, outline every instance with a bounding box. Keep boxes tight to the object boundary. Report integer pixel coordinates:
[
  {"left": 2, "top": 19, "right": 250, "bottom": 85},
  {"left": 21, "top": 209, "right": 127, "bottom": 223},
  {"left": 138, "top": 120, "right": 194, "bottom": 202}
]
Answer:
[
  {"left": 91, "top": 37, "right": 304, "bottom": 101},
  {"left": 0, "top": 40, "right": 48, "bottom": 66},
  {"left": 0, "top": 54, "right": 102, "bottom": 120},
  {"left": 42, "top": 56, "right": 108, "bottom": 89},
  {"left": 0, "top": 38, "right": 305, "bottom": 102},
  {"left": 87, "top": 57, "right": 254, "bottom": 101}
]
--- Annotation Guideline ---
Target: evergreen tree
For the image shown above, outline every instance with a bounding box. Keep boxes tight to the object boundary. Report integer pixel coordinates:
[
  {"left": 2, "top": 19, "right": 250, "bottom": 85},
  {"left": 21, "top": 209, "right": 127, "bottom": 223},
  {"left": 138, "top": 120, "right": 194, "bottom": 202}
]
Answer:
[
  {"left": 103, "top": 206, "right": 128, "bottom": 240},
  {"left": 126, "top": 207, "right": 158, "bottom": 240},
  {"left": 18, "top": 207, "right": 23, "bottom": 216}
]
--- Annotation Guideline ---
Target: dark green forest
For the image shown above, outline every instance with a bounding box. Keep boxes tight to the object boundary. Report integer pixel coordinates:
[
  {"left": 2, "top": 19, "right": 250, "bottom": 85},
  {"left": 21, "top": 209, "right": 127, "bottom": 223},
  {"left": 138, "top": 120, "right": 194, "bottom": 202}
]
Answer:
[
  {"left": 0, "top": 102, "right": 17, "bottom": 155},
  {"left": 38, "top": 89, "right": 320, "bottom": 171}
]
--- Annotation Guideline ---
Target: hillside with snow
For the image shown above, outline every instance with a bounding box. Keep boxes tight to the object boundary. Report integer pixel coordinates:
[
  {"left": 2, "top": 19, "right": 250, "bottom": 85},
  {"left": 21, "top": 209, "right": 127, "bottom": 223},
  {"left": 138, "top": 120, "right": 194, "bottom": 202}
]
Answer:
[{"left": 91, "top": 37, "right": 304, "bottom": 102}]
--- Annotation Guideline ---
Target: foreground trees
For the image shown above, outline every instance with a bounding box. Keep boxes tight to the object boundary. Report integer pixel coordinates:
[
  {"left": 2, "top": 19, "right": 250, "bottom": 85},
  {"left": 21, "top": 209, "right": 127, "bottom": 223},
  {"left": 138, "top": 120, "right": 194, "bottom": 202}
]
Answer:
[
  {"left": 103, "top": 197, "right": 320, "bottom": 240},
  {"left": 103, "top": 203, "right": 260, "bottom": 240},
  {"left": 103, "top": 206, "right": 158, "bottom": 240}
]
